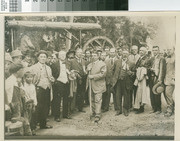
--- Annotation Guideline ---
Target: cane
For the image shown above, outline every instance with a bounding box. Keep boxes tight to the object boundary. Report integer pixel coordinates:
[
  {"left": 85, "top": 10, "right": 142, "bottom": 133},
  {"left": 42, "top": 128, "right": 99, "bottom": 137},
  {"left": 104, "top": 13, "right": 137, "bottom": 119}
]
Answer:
[{"left": 88, "top": 70, "right": 93, "bottom": 118}]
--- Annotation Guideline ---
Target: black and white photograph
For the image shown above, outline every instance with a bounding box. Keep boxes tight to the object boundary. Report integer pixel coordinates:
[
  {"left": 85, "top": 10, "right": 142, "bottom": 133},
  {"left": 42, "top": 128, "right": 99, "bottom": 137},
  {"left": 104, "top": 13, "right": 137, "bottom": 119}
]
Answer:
[{"left": 3, "top": 13, "right": 176, "bottom": 140}]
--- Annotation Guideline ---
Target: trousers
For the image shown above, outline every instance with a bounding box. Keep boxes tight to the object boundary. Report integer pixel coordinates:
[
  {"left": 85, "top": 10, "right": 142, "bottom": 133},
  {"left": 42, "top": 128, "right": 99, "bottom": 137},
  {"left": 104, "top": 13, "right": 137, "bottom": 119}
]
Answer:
[
  {"left": 115, "top": 79, "right": 130, "bottom": 113},
  {"left": 52, "top": 81, "right": 70, "bottom": 119},
  {"left": 102, "top": 84, "right": 117, "bottom": 111},
  {"left": 164, "top": 85, "right": 175, "bottom": 112},
  {"left": 149, "top": 77, "right": 162, "bottom": 112},
  {"left": 36, "top": 87, "right": 50, "bottom": 128},
  {"left": 90, "top": 89, "right": 102, "bottom": 118}
]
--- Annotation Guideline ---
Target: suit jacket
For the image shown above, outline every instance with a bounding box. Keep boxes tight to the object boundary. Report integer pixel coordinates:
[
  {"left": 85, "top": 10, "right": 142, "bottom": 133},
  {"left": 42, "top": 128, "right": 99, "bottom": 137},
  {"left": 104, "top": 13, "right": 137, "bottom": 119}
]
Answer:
[
  {"left": 88, "top": 60, "right": 107, "bottom": 94},
  {"left": 105, "top": 57, "right": 118, "bottom": 85},
  {"left": 112, "top": 58, "right": 134, "bottom": 89},
  {"left": 149, "top": 55, "right": 166, "bottom": 82},
  {"left": 51, "top": 60, "right": 70, "bottom": 80},
  {"left": 30, "top": 62, "right": 53, "bottom": 86},
  {"left": 136, "top": 55, "right": 151, "bottom": 69},
  {"left": 70, "top": 58, "right": 85, "bottom": 77},
  {"left": 164, "top": 55, "right": 175, "bottom": 85}
]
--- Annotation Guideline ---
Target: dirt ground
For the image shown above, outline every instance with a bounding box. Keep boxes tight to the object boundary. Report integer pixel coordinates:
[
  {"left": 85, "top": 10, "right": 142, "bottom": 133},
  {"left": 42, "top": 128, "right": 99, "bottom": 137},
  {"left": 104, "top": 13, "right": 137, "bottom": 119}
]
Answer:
[{"left": 36, "top": 94, "right": 174, "bottom": 137}]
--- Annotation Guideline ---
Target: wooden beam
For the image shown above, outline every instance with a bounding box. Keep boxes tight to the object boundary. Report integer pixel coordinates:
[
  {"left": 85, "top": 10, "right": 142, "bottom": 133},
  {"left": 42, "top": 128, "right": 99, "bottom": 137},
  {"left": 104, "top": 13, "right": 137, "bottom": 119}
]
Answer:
[{"left": 7, "top": 20, "right": 101, "bottom": 30}]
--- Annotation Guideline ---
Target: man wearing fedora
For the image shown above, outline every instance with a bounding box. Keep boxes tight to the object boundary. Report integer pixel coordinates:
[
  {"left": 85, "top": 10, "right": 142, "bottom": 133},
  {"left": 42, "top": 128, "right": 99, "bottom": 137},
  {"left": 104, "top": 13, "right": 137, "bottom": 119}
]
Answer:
[
  {"left": 149, "top": 46, "right": 166, "bottom": 114},
  {"left": 51, "top": 50, "right": 71, "bottom": 122},
  {"left": 30, "top": 50, "right": 54, "bottom": 129},
  {"left": 164, "top": 47, "right": 175, "bottom": 117}
]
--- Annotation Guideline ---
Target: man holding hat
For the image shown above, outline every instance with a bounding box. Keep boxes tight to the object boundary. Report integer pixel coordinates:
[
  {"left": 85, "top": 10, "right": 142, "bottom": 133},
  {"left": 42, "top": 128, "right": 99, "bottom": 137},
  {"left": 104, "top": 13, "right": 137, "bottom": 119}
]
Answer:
[
  {"left": 70, "top": 48, "right": 86, "bottom": 113},
  {"left": 149, "top": 46, "right": 166, "bottom": 114},
  {"left": 30, "top": 50, "right": 54, "bottom": 129},
  {"left": 11, "top": 49, "right": 23, "bottom": 64}
]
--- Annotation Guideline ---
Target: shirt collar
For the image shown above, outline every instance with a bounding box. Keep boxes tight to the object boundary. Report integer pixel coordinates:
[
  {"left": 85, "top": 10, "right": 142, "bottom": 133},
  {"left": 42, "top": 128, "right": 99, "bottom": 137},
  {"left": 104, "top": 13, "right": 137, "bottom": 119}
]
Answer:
[{"left": 38, "top": 62, "right": 46, "bottom": 68}]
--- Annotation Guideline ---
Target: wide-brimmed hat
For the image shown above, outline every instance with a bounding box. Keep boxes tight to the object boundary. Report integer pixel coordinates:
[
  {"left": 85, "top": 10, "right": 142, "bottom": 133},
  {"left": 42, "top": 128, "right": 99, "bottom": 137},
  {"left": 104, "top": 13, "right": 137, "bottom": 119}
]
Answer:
[
  {"left": 11, "top": 50, "right": 23, "bottom": 58},
  {"left": 152, "top": 82, "right": 165, "bottom": 95}
]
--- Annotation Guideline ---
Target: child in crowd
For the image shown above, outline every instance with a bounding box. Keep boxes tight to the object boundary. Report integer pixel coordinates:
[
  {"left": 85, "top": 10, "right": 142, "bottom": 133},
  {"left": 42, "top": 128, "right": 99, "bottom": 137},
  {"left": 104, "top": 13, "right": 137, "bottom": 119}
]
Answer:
[{"left": 23, "top": 71, "right": 37, "bottom": 136}]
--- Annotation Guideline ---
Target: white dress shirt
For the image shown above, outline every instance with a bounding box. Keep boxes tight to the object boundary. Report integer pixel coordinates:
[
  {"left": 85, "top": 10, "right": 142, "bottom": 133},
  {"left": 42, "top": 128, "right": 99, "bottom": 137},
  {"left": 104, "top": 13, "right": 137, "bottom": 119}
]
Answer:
[{"left": 57, "top": 61, "right": 68, "bottom": 84}]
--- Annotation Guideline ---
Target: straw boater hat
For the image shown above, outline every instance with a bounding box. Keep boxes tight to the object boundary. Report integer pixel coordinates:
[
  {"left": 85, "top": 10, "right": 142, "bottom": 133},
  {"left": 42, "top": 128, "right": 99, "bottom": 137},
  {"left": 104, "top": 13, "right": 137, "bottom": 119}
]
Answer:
[
  {"left": 152, "top": 82, "right": 165, "bottom": 95},
  {"left": 11, "top": 49, "right": 23, "bottom": 58}
]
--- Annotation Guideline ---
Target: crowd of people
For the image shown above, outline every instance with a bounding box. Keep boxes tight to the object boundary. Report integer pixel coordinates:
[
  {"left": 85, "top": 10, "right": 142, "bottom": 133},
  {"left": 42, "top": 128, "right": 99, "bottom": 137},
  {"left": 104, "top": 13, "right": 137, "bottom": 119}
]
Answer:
[{"left": 5, "top": 44, "right": 175, "bottom": 136}]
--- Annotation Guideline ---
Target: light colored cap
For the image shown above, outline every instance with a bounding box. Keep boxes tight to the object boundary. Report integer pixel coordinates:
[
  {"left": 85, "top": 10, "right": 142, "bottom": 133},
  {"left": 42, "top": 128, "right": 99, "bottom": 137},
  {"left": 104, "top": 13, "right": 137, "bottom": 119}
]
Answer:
[
  {"left": 5, "top": 53, "right": 13, "bottom": 62},
  {"left": 11, "top": 49, "right": 23, "bottom": 58}
]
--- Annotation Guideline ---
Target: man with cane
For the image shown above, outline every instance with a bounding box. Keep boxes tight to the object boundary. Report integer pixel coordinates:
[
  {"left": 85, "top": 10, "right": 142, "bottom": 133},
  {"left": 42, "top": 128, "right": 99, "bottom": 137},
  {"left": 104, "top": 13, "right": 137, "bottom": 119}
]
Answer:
[{"left": 86, "top": 51, "right": 107, "bottom": 123}]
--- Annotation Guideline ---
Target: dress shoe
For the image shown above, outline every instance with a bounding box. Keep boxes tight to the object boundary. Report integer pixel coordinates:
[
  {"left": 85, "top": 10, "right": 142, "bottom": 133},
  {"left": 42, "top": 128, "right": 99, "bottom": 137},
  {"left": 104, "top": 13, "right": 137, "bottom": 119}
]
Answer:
[
  {"left": 32, "top": 130, "right": 36, "bottom": 136},
  {"left": 115, "top": 111, "right": 122, "bottom": 116},
  {"left": 63, "top": 116, "right": 72, "bottom": 119},
  {"left": 79, "top": 110, "right": 86, "bottom": 113},
  {"left": 135, "top": 109, "right": 144, "bottom": 114},
  {"left": 123, "top": 109, "right": 129, "bottom": 117},
  {"left": 40, "top": 125, "right": 53, "bottom": 129},
  {"left": 155, "top": 111, "right": 161, "bottom": 115},
  {"left": 54, "top": 118, "right": 61, "bottom": 122},
  {"left": 102, "top": 109, "right": 109, "bottom": 113},
  {"left": 94, "top": 117, "right": 100, "bottom": 123},
  {"left": 149, "top": 110, "right": 156, "bottom": 114},
  {"left": 164, "top": 112, "right": 172, "bottom": 117}
]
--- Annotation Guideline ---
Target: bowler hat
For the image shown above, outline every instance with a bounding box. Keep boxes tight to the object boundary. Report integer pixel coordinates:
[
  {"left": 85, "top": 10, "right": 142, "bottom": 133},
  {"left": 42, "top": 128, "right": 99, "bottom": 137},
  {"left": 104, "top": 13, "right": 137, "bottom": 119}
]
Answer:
[{"left": 152, "top": 82, "right": 165, "bottom": 95}]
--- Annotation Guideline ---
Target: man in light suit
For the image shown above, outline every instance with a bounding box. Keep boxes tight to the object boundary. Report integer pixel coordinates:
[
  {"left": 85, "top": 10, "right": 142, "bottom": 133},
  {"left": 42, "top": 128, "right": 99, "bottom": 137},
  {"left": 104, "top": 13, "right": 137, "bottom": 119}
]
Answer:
[
  {"left": 87, "top": 51, "right": 107, "bottom": 122},
  {"left": 149, "top": 46, "right": 166, "bottom": 114},
  {"left": 51, "top": 50, "right": 71, "bottom": 122},
  {"left": 164, "top": 47, "right": 175, "bottom": 117},
  {"left": 30, "top": 50, "right": 54, "bottom": 129}
]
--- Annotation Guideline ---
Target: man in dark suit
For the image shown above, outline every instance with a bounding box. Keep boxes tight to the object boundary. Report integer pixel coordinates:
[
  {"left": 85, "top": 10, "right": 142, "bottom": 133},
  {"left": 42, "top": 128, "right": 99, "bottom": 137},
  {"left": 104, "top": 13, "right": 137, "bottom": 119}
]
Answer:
[
  {"left": 102, "top": 48, "right": 118, "bottom": 112},
  {"left": 82, "top": 49, "right": 92, "bottom": 106},
  {"left": 112, "top": 50, "right": 134, "bottom": 116},
  {"left": 51, "top": 50, "right": 71, "bottom": 122},
  {"left": 149, "top": 46, "right": 166, "bottom": 114},
  {"left": 70, "top": 48, "right": 86, "bottom": 112}
]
